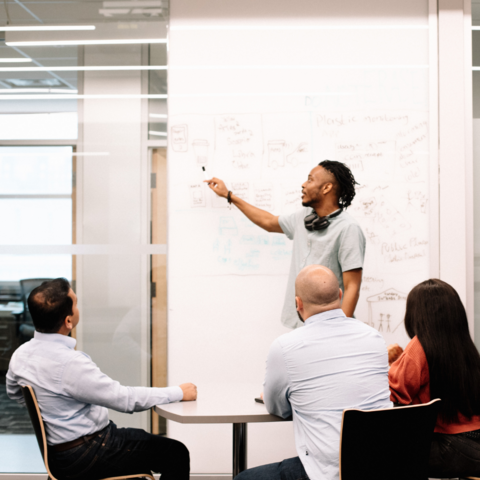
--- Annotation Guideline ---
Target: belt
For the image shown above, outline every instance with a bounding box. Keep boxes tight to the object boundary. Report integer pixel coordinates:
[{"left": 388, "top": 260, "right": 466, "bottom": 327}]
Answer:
[{"left": 51, "top": 427, "right": 105, "bottom": 453}]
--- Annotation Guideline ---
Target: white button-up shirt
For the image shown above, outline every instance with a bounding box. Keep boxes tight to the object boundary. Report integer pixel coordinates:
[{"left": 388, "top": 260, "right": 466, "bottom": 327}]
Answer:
[
  {"left": 7, "top": 332, "right": 183, "bottom": 445},
  {"left": 263, "top": 309, "right": 391, "bottom": 480}
]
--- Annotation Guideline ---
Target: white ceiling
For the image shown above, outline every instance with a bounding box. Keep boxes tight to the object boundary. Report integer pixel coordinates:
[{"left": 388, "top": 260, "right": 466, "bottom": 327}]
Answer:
[{"left": 0, "top": 1, "right": 168, "bottom": 92}]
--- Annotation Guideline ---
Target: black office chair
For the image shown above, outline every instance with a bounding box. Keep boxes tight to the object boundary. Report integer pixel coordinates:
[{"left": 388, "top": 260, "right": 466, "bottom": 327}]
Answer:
[
  {"left": 18, "top": 279, "right": 52, "bottom": 343},
  {"left": 21, "top": 385, "right": 154, "bottom": 480},
  {"left": 339, "top": 399, "right": 440, "bottom": 480}
]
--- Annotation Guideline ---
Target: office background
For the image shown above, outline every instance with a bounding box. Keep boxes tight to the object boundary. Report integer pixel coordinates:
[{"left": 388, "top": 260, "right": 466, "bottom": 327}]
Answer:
[{"left": 0, "top": 0, "right": 479, "bottom": 477}]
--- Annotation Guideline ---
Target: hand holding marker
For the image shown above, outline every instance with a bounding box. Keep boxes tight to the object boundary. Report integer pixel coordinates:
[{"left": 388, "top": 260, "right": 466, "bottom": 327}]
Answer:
[{"left": 202, "top": 166, "right": 209, "bottom": 184}]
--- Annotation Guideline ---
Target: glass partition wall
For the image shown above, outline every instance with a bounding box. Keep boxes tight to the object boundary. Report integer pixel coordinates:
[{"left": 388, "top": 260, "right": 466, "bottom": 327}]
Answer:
[
  {"left": 474, "top": 1, "right": 480, "bottom": 347},
  {"left": 0, "top": 2, "right": 168, "bottom": 473}
]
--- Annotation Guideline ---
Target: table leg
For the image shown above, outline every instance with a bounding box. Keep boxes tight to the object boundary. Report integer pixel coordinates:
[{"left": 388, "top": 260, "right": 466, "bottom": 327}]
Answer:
[{"left": 233, "top": 423, "right": 247, "bottom": 477}]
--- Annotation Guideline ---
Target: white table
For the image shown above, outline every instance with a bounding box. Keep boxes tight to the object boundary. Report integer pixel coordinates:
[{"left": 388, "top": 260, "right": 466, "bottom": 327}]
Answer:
[{"left": 154, "top": 385, "right": 289, "bottom": 476}]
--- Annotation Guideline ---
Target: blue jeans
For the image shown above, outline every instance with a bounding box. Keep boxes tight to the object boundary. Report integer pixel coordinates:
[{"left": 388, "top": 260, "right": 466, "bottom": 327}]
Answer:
[
  {"left": 48, "top": 421, "right": 189, "bottom": 480},
  {"left": 235, "top": 457, "right": 309, "bottom": 480}
]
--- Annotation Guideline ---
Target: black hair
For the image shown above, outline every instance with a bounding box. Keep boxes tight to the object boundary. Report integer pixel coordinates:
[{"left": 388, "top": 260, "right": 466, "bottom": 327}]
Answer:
[
  {"left": 28, "top": 278, "right": 73, "bottom": 334},
  {"left": 318, "top": 160, "right": 358, "bottom": 209},
  {"left": 405, "top": 279, "right": 480, "bottom": 423}
]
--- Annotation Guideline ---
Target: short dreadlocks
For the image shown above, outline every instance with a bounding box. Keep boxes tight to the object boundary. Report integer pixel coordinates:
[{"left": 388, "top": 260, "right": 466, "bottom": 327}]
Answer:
[{"left": 318, "top": 160, "right": 358, "bottom": 209}]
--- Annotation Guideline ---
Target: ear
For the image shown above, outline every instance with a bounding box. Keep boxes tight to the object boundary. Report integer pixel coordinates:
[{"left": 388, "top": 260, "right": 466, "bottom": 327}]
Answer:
[
  {"left": 322, "top": 182, "right": 334, "bottom": 195},
  {"left": 295, "top": 296, "right": 304, "bottom": 311},
  {"left": 64, "top": 314, "right": 74, "bottom": 332},
  {"left": 338, "top": 288, "right": 343, "bottom": 301}
]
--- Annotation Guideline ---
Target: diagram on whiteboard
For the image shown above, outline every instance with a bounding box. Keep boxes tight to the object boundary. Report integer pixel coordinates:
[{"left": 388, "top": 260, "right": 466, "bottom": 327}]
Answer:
[
  {"left": 367, "top": 288, "right": 409, "bottom": 345},
  {"left": 169, "top": 109, "right": 430, "bottom": 347}
]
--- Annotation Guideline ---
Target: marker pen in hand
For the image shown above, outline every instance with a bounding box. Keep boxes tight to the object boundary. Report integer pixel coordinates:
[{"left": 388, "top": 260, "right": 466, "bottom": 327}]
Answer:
[{"left": 202, "top": 166, "right": 210, "bottom": 184}]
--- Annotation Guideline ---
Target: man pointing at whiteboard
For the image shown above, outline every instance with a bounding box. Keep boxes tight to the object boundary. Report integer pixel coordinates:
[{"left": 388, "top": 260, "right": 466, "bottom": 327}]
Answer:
[{"left": 206, "top": 160, "right": 365, "bottom": 329}]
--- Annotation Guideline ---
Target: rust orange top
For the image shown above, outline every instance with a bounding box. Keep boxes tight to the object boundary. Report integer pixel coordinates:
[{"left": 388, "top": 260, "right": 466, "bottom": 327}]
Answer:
[{"left": 389, "top": 336, "right": 480, "bottom": 434}]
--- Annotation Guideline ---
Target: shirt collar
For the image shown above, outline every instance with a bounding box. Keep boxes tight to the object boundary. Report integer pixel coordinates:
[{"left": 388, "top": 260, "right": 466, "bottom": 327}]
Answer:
[
  {"left": 304, "top": 308, "right": 346, "bottom": 325},
  {"left": 34, "top": 331, "right": 77, "bottom": 349}
]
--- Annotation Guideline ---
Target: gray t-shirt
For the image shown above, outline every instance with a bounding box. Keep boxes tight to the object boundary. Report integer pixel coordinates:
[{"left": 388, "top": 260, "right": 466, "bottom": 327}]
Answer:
[{"left": 278, "top": 208, "right": 366, "bottom": 329}]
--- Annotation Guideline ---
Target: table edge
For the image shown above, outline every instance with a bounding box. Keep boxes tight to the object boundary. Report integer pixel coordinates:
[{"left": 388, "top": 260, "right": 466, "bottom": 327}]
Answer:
[{"left": 153, "top": 406, "right": 288, "bottom": 424}]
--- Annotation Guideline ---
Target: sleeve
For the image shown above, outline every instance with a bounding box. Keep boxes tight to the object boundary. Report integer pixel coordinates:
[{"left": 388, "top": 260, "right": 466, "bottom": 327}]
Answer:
[
  {"left": 6, "top": 364, "right": 25, "bottom": 406},
  {"left": 263, "top": 339, "right": 292, "bottom": 419},
  {"left": 338, "top": 223, "right": 366, "bottom": 272},
  {"left": 62, "top": 353, "right": 183, "bottom": 413},
  {"left": 278, "top": 211, "right": 298, "bottom": 240},
  {"left": 388, "top": 346, "right": 424, "bottom": 405}
]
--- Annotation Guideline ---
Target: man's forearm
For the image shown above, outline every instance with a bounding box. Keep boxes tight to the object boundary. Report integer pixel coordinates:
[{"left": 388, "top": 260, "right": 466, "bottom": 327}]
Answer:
[
  {"left": 229, "top": 193, "right": 283, "bottom": 233},
  {"left": 342, "top": 286, "right": 360, "bottom": 318}
]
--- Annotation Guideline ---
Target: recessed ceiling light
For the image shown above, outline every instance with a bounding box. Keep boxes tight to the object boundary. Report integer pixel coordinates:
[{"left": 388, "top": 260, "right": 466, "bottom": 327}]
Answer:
[
  {"left": 1, "top": 25, "right": 95, "bottom": 31},
  {"left": 149, "top": 113, "right": 168, "bottom": 118},
  {"left": 0, "top": 58, "right": 32, "bottom": 63}
]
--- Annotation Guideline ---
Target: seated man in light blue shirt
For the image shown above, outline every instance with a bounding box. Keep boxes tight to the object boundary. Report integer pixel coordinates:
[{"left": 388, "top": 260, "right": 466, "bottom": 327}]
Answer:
[
  {"left": 7, "top": 278, "right": 197, "bottom": 480},
  {"left": 236, "top": 266, "right": 391, "bottom": 480}
]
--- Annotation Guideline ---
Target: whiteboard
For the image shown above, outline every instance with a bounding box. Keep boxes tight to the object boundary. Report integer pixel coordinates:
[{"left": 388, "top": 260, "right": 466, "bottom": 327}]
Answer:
[
  {"left": 168, "top": 0, "right": 432, "bottom": 473},
  {"left": 169, "top": 109, "right": 430, "bottom": 348}
]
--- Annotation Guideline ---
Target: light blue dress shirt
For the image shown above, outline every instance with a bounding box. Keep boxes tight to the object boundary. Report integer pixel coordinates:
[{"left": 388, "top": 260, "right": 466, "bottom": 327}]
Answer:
[
  {"left": 263, "top": 309, "right": 391, "bottom": 480},
  {"left": 278, "top": 209, "right": 366, "bottom": 329},
  {"left": 6, "top": 332, "right": 183, "bottom": 445}
]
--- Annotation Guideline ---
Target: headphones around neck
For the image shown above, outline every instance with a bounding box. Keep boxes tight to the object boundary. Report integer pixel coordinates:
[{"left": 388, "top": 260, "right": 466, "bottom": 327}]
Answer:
[{"left": 304, "top": 208, "right": 343, "bottom": 231}]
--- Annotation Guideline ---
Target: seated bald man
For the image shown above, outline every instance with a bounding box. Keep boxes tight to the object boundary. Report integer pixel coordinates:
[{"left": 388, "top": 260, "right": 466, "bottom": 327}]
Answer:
[{"left": 237, "top": 266, "right": 391, "bottom": 480}]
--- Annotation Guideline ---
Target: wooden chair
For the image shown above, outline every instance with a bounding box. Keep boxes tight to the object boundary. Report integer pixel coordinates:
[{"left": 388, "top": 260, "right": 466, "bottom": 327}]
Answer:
[
  {"left": 339, "top": 398, "right": 441, "bottom": 480},
  {"left": 21, "top": 385, "right": 154, "bottom": 480}
]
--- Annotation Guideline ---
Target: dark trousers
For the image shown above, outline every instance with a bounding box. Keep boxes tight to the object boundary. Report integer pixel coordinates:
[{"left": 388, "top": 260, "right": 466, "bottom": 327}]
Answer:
[
  {"left": 429, "top": 431, "right": 480, "bottom": 478},
  {"left": 49, "top": 421, "right": 189, "bottom": 480},
  {"left": 234, "top": 457, "right": 309, "bottom": 480}
]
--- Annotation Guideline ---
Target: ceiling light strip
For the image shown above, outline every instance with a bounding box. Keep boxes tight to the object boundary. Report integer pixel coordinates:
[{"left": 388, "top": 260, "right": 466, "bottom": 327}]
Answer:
[
  {"left": 149, "top": 130, "right": 167, "bottom": 136},
  {"left": 0, "top": 58, "right": 32, "bottom": 63},
  {"left": 1, "top": 25, "right": 96, "bottom": 31},
  {"left": 0, "top": 88, "right": 78, "bottom": 93},
  {"left": 6, "top": 38, "right": 167, "bottom": 47},
  {"left": 0, "top": 66, "right": 167, "bottom": 72},
  {"left": 0, "top": 94, "right": 168, "bottom": 100}
]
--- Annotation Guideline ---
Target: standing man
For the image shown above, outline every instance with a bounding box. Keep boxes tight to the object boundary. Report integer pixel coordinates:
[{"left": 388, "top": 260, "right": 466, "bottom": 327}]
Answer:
[{"left": 206, "top": 160, "right": 365, "bottom": 328}]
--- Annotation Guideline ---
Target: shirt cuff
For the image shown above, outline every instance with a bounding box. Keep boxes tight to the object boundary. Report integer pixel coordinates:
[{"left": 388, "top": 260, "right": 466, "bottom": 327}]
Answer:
[{"left": 166, "top": 386, "right": 184, "bottom": 403}]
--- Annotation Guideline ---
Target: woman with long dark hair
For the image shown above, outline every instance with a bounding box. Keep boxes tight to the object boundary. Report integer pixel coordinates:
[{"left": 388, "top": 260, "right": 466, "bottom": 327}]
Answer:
[{"left": 389, "top": 279, "right": 480, "bottom": 477}]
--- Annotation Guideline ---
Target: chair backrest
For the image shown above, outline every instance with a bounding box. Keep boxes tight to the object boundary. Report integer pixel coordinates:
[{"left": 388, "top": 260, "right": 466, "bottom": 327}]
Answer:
[
  {"left": 340, "top": 399, "right": 440, "bottom": 480},
  {"left": 21, "top": 385, "right": 55, "bottom": 480}
]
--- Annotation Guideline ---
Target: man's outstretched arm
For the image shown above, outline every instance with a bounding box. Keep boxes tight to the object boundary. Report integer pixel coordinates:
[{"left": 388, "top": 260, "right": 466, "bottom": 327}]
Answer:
[{"left": 206, "top": 178, "right": 283, "bottom": 233}]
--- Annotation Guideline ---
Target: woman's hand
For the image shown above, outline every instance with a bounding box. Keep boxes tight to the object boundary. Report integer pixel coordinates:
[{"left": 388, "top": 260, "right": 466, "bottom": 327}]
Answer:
[{"left": 387, "top": 343, "right": 403, "bottom": 366}]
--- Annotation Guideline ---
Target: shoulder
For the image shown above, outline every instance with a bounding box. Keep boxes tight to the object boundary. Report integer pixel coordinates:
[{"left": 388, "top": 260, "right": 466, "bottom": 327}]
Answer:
[
  {"left": 63, "top": 350, "right": 94, "bottom": 370},
  {"left": 337, "top": 211, "right": 363, "bottom": 230},
  {"left": 275, "top": 326, "right": 307, "bottom": 350},
  {"left": 403, "top": 336, "right": 427, "bottom": 363}
]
